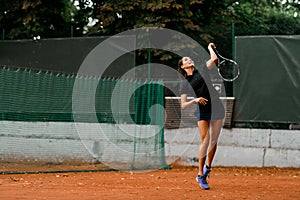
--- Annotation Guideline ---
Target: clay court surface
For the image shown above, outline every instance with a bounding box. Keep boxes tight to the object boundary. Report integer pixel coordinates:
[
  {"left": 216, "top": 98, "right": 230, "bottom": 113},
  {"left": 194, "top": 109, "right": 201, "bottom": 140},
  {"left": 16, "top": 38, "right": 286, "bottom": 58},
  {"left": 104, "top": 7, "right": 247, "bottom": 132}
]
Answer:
[{"left": 0, "top": 163, "right": 299, "bottom": 200}]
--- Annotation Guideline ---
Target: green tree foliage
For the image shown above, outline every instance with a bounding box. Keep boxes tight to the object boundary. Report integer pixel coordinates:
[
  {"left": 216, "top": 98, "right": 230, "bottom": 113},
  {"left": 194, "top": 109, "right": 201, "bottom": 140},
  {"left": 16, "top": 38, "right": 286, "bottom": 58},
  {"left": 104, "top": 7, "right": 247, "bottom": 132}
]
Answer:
[
  {"left": 228, "top": 0, "right": 300, "bottom": 35},
  {"left": 0, "top": 0, "right": 299, "bottom": 53},
  {"left": 0, "top": 0, "right": 73, "bottom": 39},
  {"left": 89, "top": 0, "right": 204, "bottom": 36},
  {"left": 88, "top": 0, "right": 233, "bottom": 47},
  {"left": 71, "top": 0, "right": 94, "bottom": 36}
]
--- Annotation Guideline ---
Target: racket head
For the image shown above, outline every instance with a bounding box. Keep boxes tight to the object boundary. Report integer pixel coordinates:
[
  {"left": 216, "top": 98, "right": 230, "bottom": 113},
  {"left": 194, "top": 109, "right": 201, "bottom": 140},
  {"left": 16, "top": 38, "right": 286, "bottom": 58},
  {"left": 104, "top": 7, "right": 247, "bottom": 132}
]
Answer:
[{"left": 217, "top": 59, "right": 240, "bottom": 82}]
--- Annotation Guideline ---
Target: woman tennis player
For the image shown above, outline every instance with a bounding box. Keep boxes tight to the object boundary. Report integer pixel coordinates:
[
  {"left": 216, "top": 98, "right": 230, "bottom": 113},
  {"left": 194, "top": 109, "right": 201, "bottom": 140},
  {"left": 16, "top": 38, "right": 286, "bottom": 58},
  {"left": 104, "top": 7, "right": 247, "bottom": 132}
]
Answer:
[{"left": 178, "top": 43, "right": 225, "bottom": 190}]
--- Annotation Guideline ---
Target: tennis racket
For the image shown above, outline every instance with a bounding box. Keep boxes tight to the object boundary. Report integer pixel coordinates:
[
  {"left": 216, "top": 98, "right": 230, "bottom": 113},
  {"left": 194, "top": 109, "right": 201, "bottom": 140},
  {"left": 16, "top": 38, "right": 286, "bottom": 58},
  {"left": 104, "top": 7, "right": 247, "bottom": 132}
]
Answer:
[{"left": 213, "top": 48, "right": 240, "bottom": 82}]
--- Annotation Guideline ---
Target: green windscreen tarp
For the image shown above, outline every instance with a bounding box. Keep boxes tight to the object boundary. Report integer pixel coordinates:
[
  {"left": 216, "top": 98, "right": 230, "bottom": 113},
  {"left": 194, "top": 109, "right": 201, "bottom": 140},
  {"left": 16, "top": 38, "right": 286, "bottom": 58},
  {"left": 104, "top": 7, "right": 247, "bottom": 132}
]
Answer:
[
  {"left": 0, "top": 67, "right": 168, "bottom": 171},
  {"left": 233, "top": 35, "right": 300, "bottom": 125},
  {"left": 0, "top": 36, "right": 135, "bottom": 76}
]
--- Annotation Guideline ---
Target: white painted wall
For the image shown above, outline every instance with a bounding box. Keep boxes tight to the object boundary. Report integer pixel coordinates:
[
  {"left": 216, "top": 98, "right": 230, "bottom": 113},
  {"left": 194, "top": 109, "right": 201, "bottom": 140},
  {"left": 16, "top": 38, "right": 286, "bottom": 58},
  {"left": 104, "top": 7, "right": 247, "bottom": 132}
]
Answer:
[
  {"left": 164, "top": 128, "right": 300, "bottom": 168},
  {"left": 0, "top": 121, "right": 299, "bottom": 168}
]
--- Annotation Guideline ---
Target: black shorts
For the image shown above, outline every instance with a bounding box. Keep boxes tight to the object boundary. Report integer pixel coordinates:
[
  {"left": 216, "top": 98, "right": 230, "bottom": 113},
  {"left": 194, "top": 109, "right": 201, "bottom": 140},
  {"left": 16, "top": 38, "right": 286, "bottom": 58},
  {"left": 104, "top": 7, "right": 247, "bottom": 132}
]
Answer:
[{"left": 194, "top": 99, "right": 225, "bottom": 121}]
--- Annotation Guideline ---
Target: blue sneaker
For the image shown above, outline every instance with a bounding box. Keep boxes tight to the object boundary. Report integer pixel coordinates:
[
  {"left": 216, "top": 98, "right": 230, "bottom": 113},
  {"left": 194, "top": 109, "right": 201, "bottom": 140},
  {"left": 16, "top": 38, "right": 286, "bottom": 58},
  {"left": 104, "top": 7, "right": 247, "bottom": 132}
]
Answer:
[
  {"left": 203, "top": 165, "right": 211, "bottom": 177},
  {"left": 196, "top": 175, "right": 210, "bottom": 190}
]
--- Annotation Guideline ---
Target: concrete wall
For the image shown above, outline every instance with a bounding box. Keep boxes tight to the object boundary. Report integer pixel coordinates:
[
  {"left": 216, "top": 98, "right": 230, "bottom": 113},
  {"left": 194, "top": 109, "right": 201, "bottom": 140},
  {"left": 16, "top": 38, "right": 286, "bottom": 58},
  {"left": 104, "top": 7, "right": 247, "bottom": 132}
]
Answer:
[
  {"left": 0, "top": 121, "right": 161, "bottom": 166},
  {"left": 164, "top": 128, "right": 300, "bottom": 168},
  {"left": 0, "top": 121, "right": 299, "bottom": 168}
]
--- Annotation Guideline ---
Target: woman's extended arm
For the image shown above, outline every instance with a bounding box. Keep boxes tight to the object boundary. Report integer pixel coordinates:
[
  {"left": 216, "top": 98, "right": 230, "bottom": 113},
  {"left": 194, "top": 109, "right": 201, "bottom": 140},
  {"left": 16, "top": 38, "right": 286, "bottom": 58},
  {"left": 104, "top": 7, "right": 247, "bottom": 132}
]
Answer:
[
  {"left": 181, "top": 94, "right": 208, "bottom": 109},
  {"left": 181, "top": 94, "right": 195, "bottom": 109},
  {"left": 206, "top": 43, "right": 218, "bottom": 70}
]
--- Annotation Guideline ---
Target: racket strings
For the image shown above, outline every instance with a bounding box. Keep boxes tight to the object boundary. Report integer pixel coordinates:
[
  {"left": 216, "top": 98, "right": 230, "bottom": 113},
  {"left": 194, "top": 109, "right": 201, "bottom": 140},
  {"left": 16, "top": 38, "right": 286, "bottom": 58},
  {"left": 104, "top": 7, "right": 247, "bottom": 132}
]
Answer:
[{"left": 218, "top": 60, "right": 239, "bottom": 81}]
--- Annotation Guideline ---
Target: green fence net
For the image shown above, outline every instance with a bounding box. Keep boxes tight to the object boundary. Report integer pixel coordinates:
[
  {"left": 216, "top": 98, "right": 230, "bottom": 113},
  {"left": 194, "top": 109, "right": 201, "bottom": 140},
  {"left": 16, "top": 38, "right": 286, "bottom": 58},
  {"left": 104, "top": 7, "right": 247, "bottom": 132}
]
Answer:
[{"left": 0, "top": 67, "right": 168, "bottom": 172}]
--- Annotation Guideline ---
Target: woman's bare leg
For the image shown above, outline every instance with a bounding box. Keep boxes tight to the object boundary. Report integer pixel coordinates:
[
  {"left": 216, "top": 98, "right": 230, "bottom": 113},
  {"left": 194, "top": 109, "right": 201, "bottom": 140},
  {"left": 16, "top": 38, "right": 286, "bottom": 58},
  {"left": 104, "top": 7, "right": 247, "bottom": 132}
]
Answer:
[
  {"left": 206, "top": 119, "right": 223, "bottom": 168},
  {"left": 197, "top": 120, "right": 210, "bottom": 175}
]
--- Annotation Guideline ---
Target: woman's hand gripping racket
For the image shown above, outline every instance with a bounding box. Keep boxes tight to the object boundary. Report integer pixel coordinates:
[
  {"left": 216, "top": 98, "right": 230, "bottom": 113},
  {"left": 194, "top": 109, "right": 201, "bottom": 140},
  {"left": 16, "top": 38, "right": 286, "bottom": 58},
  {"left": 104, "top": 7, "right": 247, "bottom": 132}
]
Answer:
[{"left": 213, "top": 47, "right": 240, "bottom": 82}]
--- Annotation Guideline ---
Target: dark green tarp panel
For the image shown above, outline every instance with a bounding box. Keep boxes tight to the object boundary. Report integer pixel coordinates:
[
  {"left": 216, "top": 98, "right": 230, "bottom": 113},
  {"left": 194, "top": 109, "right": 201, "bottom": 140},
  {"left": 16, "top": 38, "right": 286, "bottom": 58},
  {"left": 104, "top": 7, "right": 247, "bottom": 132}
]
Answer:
[
  {"left": 233, "top": 35, "right": 300, "bottom": 124},
  {"left": 0, "top": 36, "right": 135, "bottom": 77}
]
